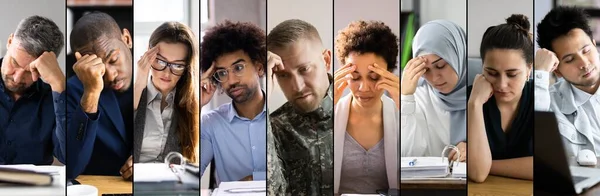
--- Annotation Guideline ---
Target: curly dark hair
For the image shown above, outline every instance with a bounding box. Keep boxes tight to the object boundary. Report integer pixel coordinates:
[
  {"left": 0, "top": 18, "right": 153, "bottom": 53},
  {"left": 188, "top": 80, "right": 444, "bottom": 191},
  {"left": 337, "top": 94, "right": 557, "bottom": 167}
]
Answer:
[
  {"left": 200, "top": 20, "right": 266, "bottom": 81},
  {"left": 335, "top": 20, "right": 399, "bottom": 71},
  {"left": 537, "top": 6, "right": 593, "bottom": 52},
  {"left": 481, "top": 14, "right": 534, "bottom": 64}
]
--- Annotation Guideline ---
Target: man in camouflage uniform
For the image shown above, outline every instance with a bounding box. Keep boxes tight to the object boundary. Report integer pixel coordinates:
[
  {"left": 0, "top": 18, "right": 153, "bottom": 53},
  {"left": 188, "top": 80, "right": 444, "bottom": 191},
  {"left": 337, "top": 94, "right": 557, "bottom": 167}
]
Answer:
[{"left": 266, "top": 19, "right": 334, "bottom": 196}]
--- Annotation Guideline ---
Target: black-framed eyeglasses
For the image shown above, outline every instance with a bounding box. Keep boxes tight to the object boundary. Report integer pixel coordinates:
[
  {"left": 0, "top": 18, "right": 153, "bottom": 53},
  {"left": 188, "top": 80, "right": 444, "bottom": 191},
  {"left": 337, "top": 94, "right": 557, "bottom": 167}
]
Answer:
[
  {"left": 212, "top": 63, "right": 246, "bottom": 83},
  {"left": 152, "top": 59, "right": 186, "bottom": 76}
]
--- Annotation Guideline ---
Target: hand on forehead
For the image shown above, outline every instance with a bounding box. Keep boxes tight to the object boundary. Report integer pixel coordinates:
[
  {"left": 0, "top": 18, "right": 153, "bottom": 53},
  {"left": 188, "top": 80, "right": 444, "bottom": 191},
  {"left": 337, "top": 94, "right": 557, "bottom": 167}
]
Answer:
[{"left": 10, "top": 46, "right": 37, "bottom": 71}]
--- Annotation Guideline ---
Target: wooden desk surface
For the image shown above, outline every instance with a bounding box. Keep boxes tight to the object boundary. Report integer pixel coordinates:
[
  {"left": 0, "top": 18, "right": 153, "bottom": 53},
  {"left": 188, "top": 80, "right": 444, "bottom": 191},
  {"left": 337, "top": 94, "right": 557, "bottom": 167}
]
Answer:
[
  {"left": 401, "top": 179, "right": 466, "bottom": 189},
  {"left": 76, "top": 175, "right": 132, "bottom": 195},
  {"left": 468, "top": 175, "right": 532, "bottom": 196}
]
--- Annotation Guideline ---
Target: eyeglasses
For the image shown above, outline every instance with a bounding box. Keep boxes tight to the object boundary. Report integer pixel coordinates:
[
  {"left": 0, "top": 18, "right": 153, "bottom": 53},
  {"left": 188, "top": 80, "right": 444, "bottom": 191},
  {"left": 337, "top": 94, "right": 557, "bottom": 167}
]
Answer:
[
  {"left": 212, "top": 63, "right": 246, "bottom": 83},
  {"left": 152, "top": 59, "right": 186, "bottom": 76}
]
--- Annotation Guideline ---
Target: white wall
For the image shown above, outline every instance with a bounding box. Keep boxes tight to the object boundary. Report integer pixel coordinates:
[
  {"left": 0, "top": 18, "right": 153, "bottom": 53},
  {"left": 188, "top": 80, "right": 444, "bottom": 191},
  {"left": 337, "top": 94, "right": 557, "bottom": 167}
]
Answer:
[
  {"left": 535, "top": 0, "right": 553, "bottom": 51},
  {"left": 334, "top": 0, "right": 400, "bottom": 96},
  {"left": 467, "top": 0, "right": 534, "bottom": 57},
  {"left": 0, "top": 0, "right": 66, "bottom": 74},
  {"left": 401, "top": 0, "right": 413, "bottom": 12},
  {"left": 419, "top": 0, "right": 467, "bottom": 31},
  {"left": 267, "top": 0, "right": 333, "bottom": 111}
]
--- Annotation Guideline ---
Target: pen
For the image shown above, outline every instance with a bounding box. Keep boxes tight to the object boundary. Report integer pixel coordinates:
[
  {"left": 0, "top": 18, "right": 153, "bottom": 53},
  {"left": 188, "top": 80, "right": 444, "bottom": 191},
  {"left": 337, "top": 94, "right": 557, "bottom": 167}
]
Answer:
[{"left": 409, "top": 158, "right": 417, "bottom": 166}]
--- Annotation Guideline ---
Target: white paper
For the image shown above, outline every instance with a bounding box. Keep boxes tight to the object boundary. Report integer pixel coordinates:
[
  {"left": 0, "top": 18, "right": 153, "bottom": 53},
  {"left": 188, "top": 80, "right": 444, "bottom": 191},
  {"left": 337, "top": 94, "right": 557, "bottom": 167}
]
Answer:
[
  {"left": 0, "top": 165, "right": 65, "bottom": 196},
  {"left": 133, "top": 163, "right": 179, "bottom": 182},
  {"left": 401, "top": 157, "right": 466, "bottom": 179},
  {"left": 213, "top": 181, "right": 266, "bottom": 196},
  {"left": 0, "top": 165, "right": 62, "bottom": 175}
]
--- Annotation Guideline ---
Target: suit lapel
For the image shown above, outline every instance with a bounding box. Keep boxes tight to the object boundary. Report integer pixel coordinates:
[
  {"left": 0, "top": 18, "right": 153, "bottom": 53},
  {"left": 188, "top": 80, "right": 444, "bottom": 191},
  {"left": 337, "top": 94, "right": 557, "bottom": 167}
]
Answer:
[{"left": 99, "top": 89, "right": 127, "bottom": 143}]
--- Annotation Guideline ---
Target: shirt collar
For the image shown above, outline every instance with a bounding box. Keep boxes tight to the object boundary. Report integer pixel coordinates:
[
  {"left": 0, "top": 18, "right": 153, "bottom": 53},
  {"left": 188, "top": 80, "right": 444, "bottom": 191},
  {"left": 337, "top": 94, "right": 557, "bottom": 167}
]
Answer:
[
  {"left": 226, "top": 90, "right": 267, "bottom": 122},
  {"left": 147, "top": 77, "right": 176, "bottom": 106},
  {"left": 570, "top": 83, "right": 600, "bottom": 108}
]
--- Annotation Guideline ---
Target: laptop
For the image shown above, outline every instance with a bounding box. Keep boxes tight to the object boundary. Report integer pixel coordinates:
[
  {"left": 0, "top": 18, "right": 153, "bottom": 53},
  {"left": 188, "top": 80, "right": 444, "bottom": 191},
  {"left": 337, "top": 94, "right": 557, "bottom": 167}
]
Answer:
[{"left": 535, "top": 111, "right": 600, "bottom": 194}]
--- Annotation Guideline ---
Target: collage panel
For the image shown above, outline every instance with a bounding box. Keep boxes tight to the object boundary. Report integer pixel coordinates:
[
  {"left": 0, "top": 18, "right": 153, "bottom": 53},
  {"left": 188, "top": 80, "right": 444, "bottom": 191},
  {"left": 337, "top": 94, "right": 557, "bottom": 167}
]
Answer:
[
  {"left": 400, "top": 0, "right": 467, "bottom": 195},
  {"left": 0, "top": 0, "right": 67, "bottom": 195},
  {"left": 199, "top": 0, "right": 268, "bottom": 194},
  {"left": 65, "top": 0, "right": 134, "bottom": 194},
  {"left": 333, "top": 0, "right": 400, "bottom": 195},
  {"left": 132, "top": 0, "right": 200, "bottom": 195},
  {"left": 266, "top": 0, "right": 334, "bottom": 195},
  {"left": 534, "top": 0, "right": 600, "bottom": 195},
  {"left": 466, "top": 0, "right": 534, "bottom": 195}
]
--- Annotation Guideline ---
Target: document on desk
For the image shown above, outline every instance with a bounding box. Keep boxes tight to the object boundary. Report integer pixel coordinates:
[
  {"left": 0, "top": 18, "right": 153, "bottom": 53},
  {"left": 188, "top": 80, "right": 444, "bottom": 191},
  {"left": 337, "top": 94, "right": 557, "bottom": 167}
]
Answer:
[
  {"left": 212, "top": 181, "right": 266, "bottom": 196},
  {"left": 401, "top": 157, "right": 466, "bottom": 179},
  {"left": 134, "top": 163, "right": 179, "bottom": 182},
  {"left": 0, "top": 165, "right": 65, "bottom": 196}
]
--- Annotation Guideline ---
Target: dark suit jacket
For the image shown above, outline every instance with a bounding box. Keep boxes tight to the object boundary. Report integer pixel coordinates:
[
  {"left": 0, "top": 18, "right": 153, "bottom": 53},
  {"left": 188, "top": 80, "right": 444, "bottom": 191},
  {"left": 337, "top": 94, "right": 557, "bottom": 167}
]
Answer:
[{"left": 66, "top": 76, "right": 132, "bottom": 179}]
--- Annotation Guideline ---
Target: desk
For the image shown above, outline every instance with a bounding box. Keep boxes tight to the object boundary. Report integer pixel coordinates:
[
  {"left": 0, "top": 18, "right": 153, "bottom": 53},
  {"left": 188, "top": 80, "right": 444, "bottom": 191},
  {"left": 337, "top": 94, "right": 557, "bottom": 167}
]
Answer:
[
  {"left": 401, "top": 179, "right": 466, "bottom": 196},
  {"left": 468, "top": 175, "right": 532, "bottom": 196},
  {"left": 76, "top": 175, "right": 131, "bottom": 195}
]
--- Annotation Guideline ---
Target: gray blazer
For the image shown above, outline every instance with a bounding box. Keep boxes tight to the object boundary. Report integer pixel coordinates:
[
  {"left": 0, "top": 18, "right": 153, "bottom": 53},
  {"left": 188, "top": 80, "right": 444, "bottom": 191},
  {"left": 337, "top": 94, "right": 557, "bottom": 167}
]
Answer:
[
  {"left": 133, "top": 88, "right": 182, "bottom": 163},
  {"left": 333, "top": 94, "right": 399, "bottom": 193}
]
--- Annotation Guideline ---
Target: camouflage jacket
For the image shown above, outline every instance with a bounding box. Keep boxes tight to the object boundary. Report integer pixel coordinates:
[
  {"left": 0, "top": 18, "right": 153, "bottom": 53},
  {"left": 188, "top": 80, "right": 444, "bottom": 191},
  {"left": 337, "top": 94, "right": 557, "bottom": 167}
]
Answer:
[{"left": 267, "top": 81, "right": 334, "bottom": 196}]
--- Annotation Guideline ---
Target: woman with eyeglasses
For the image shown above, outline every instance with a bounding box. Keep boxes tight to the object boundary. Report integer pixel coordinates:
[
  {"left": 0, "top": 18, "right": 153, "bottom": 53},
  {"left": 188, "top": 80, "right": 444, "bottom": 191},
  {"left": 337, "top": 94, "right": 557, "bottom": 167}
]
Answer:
[{"left": 133, "top": 21, "right": 199, "bottom": 165}]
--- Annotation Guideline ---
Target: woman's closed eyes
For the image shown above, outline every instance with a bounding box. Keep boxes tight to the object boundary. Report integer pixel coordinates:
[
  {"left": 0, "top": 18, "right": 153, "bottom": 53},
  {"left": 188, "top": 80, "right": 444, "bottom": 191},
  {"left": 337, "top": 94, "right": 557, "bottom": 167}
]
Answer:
[{"left": 486, "top": 70, "right": 519, "bottom": 78}]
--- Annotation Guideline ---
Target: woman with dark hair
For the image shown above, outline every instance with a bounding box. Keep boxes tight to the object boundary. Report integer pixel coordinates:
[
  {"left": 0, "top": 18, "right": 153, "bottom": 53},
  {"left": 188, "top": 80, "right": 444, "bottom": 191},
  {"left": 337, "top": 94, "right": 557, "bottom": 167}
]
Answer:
[
  {"left": 133, "top": 21, "right": 199, "bottom": 165},
  {"left": 468, "top": 14, "right": 534, "bottom": 182},
  {"left": 332, "top": 20, "right": 399, "bottom": 194}
]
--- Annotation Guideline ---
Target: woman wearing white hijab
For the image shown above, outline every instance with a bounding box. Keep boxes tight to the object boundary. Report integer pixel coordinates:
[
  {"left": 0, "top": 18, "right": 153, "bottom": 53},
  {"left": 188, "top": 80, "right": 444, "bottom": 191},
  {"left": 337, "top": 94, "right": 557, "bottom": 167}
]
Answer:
[
  {"left": 401, "top": 20, "right": 468, "bottom": 160},
  {"left": 332, "top": 20, "right": 399, "bottom": 194}
]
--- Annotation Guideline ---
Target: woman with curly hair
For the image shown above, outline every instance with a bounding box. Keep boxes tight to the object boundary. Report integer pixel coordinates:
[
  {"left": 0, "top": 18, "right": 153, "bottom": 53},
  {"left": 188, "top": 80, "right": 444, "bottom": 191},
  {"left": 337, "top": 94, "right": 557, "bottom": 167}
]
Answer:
[
  {"left": 133, "top": 21, "right": 199, "bottom": 165},
  {"left": 332, "top": 20, "right": 399, "bottom": 194}
]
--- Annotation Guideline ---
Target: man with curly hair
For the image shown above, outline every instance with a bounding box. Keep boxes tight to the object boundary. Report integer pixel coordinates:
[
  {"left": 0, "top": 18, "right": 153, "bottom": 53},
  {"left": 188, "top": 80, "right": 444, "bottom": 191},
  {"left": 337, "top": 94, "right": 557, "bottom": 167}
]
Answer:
[
  {"left": 535, "top": 6, "right": 600, "bottom": 157},
  {"left": 199, "top": 21, "right": 267, "bottom": 183},
  {"left": 266, "top": 19, "right": 334, "bottom": 195}
]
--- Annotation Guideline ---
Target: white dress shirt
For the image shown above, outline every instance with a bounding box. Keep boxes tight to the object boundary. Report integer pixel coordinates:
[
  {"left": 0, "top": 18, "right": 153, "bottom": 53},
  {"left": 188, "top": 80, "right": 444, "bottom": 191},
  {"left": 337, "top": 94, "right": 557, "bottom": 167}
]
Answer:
[
  {"left": 401, "top": 84, "right": 452, "bottom": 157},
  {"left": 140, "top": 81, "right": 176, "bottom": 163},
  {"left": 534, "top": 70, "right": 600, "bottom": 156}
]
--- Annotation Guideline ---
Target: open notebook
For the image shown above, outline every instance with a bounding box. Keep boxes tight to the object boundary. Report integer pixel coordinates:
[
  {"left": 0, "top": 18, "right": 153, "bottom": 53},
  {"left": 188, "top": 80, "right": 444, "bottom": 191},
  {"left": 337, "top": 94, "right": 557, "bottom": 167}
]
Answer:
[{"left": 401, "top": 157, "right": 466, "bottom": 179}]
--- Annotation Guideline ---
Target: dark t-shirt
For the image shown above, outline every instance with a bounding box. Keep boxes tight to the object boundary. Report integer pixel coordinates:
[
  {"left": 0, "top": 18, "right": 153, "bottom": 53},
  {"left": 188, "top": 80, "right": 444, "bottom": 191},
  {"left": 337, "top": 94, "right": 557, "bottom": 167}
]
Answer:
[{"left": 467, "top": 81, "right": 534, "bottom": 160}]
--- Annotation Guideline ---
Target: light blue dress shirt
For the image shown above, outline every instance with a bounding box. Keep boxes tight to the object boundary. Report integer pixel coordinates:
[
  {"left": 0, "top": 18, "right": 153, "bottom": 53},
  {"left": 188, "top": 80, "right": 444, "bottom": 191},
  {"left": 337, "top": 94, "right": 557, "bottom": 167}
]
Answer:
[{"left": 200, "top": 100, "right": 267, "bottom": 183}]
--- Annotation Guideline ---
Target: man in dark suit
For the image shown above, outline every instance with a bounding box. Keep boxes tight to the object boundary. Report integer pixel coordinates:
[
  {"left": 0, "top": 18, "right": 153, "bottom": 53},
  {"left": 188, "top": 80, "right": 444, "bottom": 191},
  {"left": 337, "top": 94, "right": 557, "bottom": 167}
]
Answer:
[{"left": 66, "top": 12, "right": 134, "bottom": 180}]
